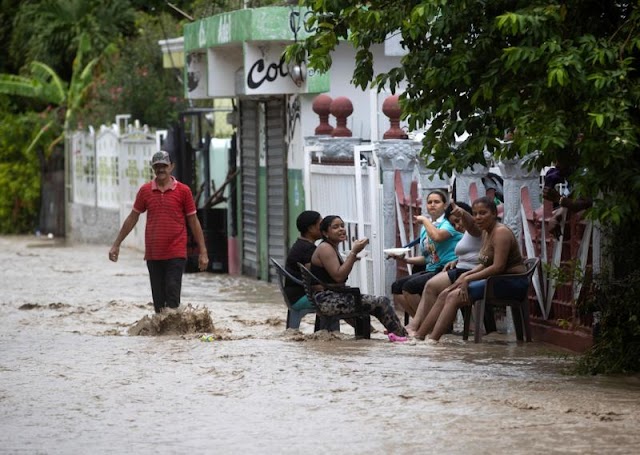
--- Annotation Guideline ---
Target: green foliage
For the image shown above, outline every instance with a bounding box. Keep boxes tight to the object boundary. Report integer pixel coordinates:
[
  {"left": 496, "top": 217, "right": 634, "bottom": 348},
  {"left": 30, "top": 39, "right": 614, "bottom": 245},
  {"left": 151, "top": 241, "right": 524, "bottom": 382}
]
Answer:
[
  {"left": 191, "top": 0, "right": 285, "bottom": 18},
  {"left": 0, "top": 0, "right": 23, "bottom": 73},
  {"left": 0, "top": 104, "right": 59, "bottom": 233},
  {"left": 294, "top": 0, "right": 640, "bottom": 225},
  {"left": 130, "top": 0, "right": 194, "bottom": 15},
  {"left": 9, "top": 0, "right": 136, "bottom": 80},
  {"left": 0, "top": 34, "right": 107, "bottom": 155},
  {"left": 79, "top": 12, "right": 188, "bottom": 128},
  {"left": 0, "top": 62, "right": 67, "bottom": 106},
  {"left": 0, "top": 2, "right": 195, "bottom": 234},
  {"left": 575, "top": 224, "right": 640, "bottom": 374},
  {"left": 296, "top": 0, "right": 640, "bottom": 374},
  {"left": 543, "top": 259, "right": 585, "bottom": 290}
]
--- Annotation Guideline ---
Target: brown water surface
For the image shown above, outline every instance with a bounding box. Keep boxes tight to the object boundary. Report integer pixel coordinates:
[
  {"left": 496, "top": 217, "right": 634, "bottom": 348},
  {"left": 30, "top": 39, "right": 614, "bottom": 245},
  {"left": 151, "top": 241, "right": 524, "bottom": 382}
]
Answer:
[{"left": 0, "top": 236, "right": 638, "bottom": 454}]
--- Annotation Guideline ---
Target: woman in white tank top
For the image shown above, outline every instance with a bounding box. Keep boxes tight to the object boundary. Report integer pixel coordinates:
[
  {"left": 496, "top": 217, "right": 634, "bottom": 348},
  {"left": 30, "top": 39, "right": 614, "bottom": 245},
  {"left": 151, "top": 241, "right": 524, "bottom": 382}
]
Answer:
[{"left": 407, "top": 201, "right": 482, "bottom": 339}]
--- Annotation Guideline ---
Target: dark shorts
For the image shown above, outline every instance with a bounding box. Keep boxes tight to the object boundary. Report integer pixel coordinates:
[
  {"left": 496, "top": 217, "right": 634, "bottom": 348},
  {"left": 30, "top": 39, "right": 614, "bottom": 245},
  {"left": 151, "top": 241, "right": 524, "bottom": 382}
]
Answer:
[
  {"left": 446, "top": 267, "right": 470, "bottom": 283},
  {"left": 468, "top": 276, "right": 530, "bottom": 301},
  {"left": 391, "top": 267, "right": 442, "bottom": 295}
]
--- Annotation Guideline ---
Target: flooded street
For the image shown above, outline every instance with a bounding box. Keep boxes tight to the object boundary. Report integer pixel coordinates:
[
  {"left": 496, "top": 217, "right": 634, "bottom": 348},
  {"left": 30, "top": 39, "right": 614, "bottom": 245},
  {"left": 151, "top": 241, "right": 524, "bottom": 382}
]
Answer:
[{"left": 1, "top": 235, "right": 639, "bottom": 454}]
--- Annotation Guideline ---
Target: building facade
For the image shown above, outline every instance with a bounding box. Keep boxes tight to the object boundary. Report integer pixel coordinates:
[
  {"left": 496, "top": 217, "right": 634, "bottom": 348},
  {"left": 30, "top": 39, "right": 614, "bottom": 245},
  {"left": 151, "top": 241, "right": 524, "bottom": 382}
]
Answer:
[{"left": 179, "top": 6, "right": 407, "bottom": 281}]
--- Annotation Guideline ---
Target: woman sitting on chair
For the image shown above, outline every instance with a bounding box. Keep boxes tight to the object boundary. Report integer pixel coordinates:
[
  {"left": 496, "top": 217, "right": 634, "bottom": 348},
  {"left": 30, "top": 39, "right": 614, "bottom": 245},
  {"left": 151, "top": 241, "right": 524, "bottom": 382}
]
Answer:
[
  {"left": 420, "top": 197, "right": 527, "bottom": 343},
  {"left": 388, "top": 190, "right": 462, "bottom": 317},
  {"left": 311, "top": 215, "right": 408, "bottom": 338},
  {"left": 407, "top": 201, "right": 485, "bottom": 338}
]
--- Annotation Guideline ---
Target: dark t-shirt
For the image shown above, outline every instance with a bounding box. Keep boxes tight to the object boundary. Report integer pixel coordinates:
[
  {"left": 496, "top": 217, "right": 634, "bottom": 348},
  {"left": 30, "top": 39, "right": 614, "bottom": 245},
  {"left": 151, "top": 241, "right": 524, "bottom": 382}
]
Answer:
[{"left": 284, "top": 238, "right": 316, "bottom": 304}]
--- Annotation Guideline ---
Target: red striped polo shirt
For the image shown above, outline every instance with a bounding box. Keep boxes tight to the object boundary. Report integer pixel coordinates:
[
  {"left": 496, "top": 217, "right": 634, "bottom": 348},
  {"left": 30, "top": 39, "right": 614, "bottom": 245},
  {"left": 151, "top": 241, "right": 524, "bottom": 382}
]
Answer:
[{"left": 133, "top": 176, "right": 197, "bottom": 260}]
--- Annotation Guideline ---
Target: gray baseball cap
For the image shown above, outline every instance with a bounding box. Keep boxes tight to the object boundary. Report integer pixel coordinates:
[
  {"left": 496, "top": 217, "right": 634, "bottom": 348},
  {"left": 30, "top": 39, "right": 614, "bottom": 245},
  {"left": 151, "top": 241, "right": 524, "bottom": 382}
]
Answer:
[{"left": 151, "top": 151, "right": 171, "bottom": 166}]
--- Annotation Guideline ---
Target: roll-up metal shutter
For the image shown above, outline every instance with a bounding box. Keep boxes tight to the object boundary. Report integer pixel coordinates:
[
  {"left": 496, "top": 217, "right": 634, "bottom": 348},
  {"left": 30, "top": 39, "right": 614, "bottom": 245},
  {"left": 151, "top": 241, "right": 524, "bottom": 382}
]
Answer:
[
  {"left": 265, "top": 97, "right": 287, "bottom": 282},
  {"left": 239, "top": 99, "right": 259, "bottom": 277}
]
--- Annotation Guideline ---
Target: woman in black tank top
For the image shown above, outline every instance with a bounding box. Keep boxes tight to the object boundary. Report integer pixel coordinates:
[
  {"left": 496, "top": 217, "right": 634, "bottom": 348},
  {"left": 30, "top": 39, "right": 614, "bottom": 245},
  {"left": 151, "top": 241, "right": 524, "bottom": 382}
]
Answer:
[{"left": 310, "top": 215, "right": 408, "bottom": 338}]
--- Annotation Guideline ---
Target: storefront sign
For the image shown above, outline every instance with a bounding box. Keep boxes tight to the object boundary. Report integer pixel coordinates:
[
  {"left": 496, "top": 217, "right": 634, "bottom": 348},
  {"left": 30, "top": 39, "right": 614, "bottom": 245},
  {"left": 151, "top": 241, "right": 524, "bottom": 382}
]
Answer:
[{"left": 243, "top": 43, "right": 300, "bottom": 95}]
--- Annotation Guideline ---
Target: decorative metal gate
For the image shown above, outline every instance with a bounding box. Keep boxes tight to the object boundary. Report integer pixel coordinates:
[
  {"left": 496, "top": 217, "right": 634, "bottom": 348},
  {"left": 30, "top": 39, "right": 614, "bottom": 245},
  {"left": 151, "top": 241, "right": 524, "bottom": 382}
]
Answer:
[{"left": 304, "top": 144, "right": 383, "bottom": 295}]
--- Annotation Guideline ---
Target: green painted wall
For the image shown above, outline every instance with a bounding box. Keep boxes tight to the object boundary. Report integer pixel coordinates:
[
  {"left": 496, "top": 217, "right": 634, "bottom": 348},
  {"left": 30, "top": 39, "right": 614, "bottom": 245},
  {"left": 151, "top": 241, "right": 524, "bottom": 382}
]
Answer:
[
  {"left": 185, "top": 7, "right": 315, "bottom": 51},
  {"left": 258, "top": 166, "right": 268, "bottom": 280},
  {"left": 287, "top": 168, "right": 306, "bottom": 248},
  {"left": 306, "top": 70, "right": 330, "bottom": 95}
]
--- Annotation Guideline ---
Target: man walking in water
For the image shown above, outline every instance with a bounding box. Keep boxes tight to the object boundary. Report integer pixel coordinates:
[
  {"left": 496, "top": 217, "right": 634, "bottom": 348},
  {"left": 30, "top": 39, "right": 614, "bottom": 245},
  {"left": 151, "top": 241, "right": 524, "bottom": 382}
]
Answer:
[{"left": 108, "top": 150, "right": 208, "bottom": 313}]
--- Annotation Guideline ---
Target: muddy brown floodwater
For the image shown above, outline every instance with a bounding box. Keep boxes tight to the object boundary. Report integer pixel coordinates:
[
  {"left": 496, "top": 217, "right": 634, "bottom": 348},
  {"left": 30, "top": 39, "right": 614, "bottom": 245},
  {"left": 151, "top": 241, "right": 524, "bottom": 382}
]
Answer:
[{"left": 1, "top": 235, "right": 639, "bottom": 454}]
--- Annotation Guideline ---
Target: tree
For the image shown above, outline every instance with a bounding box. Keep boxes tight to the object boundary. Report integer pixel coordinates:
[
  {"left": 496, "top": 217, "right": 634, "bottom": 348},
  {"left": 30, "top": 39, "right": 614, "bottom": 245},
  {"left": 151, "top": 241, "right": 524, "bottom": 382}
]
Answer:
[
  {"left": 0, "top": 34, "right": 108, "bottom": 154},
  {"left": 0, "top": 0, "right": 23, "bottom": 73},
  {"left": 289, "top": 1, "right": 640, "bottom": 224},
  {"left": 79, "top": 12, "right": 188, "bottom": 128},
  {"left": 9, "top": 0, "right": 135, "bottom": 80},
  {"left": 0, "top": 102, "right": 57, "bottom": 233},
  {"left": 291, "top": 1, "right": 640, "bottom": 374},
  {"left": 0, "top": 2, "right": 178, "bottom": 237},
  {"left": 190, "top": 0, "right": 286, "bottom": 19},
  {"left": 0, "top": 33, "right": 110, "bottom": 237}
]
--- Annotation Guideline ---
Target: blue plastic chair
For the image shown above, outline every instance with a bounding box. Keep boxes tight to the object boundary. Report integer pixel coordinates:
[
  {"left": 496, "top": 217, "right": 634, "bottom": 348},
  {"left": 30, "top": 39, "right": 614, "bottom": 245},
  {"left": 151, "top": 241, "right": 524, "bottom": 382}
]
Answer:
[{"left": 462, "top": 258, "right": 539, "bottom": 343}]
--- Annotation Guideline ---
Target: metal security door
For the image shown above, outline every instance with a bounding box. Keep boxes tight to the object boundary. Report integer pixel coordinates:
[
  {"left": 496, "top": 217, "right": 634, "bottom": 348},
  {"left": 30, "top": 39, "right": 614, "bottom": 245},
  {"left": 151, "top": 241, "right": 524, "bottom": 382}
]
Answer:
[
  {"left": 239, "top": 97, "right": 288, "bottom": 280},
  {"left": 239, "top": 99, "right": 259, "bottom": 277},
  {"left": 265, "top": 97, "right": 287, "bottom": 282}
]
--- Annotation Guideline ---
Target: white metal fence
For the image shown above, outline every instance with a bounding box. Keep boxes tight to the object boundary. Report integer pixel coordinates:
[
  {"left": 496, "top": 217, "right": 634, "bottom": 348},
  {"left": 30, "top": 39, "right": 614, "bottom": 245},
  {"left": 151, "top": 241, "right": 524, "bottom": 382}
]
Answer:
[
  {"left": 304, "top": 144, "right": 384, "bottom": 295},
  {"left": 68, "top": 122, "right": 166, "bottom": 251}
]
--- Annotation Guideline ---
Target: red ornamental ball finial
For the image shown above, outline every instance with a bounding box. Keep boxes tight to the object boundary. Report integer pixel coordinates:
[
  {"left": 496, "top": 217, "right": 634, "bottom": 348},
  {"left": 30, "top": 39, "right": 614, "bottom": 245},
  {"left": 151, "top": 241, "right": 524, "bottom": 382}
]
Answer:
[
  {"left": 330, "top": 96, "right": 353, "bottom": 137},
  {"left": 382, "top": 94, "right": 408, "bottom": 140},
  {"left": 312, "top": 94, "right": 334, "bottom": 136}
]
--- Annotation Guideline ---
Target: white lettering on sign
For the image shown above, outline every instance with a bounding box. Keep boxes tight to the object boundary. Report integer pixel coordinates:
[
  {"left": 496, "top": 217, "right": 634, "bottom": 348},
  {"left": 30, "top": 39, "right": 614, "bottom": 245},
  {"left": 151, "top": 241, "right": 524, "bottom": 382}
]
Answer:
[
  {"left": 198, "top": 22, "right": 206, "bottom": 48},
  {"left": 217, "top": 15, "right": 231, "bottom": 44}
]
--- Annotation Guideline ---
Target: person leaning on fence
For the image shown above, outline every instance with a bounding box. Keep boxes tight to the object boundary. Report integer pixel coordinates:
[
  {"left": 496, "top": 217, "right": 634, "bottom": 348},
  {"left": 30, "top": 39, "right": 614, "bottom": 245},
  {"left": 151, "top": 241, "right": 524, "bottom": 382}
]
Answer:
[
  {"left": 542, "top": 152, "right": 593, "bottom": 239},
  {"left": 284, "top": 210, "right": 323, "bottom": 311},
  {"left": 310, "top": 215, "right": 408, "bottom": 339},
  {"left": 388, "top": 190, "right": 463, "bottom": 318},
  {"left": 419, "top": 197, "right": 527, "bottom": 343},
  {"left": 108, "top": 150, "right": 208, "bottom": 314}
]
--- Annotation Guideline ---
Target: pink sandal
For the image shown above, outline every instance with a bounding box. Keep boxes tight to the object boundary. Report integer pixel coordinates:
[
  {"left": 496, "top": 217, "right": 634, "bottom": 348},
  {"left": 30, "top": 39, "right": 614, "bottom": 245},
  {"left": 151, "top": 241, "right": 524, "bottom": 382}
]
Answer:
[{"left": 388, "top": 333, "right": 409, "bottom": 343}]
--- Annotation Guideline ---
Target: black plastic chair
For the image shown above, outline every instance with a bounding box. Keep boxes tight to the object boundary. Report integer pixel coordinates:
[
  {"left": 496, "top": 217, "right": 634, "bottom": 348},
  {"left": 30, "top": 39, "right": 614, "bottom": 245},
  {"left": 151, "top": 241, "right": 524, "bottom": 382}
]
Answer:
[
  {"left": 463, "top": 258, "right": 540, "bottom": 343},
  {"left": 270, "top": 257, "right": 319, "bottom": 330},
  {"left": 297, "top": 263, "right": 371, "bottom": 339}
]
